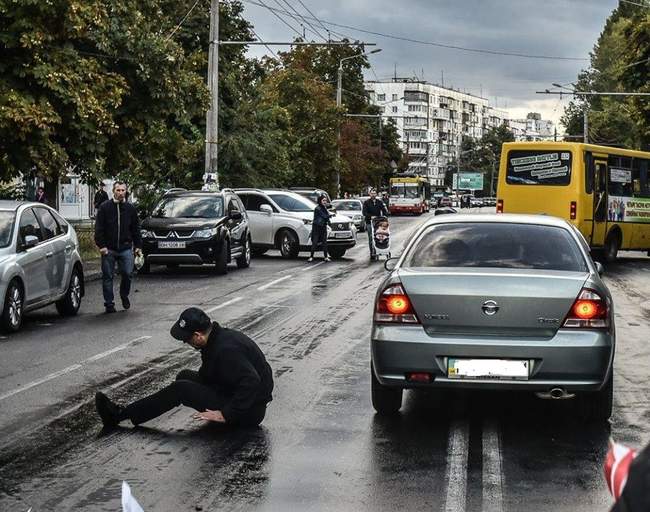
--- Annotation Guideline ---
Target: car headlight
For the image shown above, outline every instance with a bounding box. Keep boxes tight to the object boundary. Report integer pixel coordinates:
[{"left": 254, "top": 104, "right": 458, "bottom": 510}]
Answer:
[
  {"left": 194, "top": 227, "right": 219, "bottom": 239},
  {"left": 302, "top": 219, "right": 313, "bottom": 225},
  {"left": 141, "top": 229, "right": 155, "bottom": 238}
]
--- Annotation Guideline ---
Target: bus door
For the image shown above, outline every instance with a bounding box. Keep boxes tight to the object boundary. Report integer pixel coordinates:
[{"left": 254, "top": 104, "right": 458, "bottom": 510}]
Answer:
[{"left": 590, "top": 157, "right": 609, "bottom": 246}]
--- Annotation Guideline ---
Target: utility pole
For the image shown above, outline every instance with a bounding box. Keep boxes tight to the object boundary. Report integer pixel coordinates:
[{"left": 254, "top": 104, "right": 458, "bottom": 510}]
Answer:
[
  {"left": 583, "top": 109, "right": 589, "bottom": 144},
  {"left": 204, "top": 0, "right": 219, "bottom": 190}
]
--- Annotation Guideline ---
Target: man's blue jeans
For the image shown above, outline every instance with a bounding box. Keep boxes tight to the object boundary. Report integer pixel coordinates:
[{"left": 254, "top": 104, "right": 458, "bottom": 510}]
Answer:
[{"left": 101, "top": 249, "right": 134, "bottom": 307}]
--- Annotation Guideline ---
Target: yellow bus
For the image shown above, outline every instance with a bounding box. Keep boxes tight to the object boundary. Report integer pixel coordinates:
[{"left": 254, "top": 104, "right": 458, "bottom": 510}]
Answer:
[{"left": 496, "top": 142, "right": 650, "bottom": 261}]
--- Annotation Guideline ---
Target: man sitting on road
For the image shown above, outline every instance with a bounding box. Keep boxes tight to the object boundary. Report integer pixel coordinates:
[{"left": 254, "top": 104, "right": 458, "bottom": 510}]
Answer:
[
  {"left": 95, "top": 307, "right": 274, "bottom": 429},
  {"left": 362, "top": 189, "right": 389, "bottom": 257}
]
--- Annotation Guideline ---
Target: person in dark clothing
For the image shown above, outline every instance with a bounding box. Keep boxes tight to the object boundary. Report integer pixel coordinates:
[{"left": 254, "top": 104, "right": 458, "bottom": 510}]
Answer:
[
  {"left": 93, "top": 182, "right": 109, "bottom": 213},
  {"left": 362, "top": 189, "right": 389, "bottom": 257},
  {"left": 95, "top": 308, "right": 274, "bottom": 428},
  {"left": 94, "top": 181, "right": 142, "bottom": 313},
  {"left": 308, "top": 194, "right": 331, "bottom": 262},
  {"left": 34, "top": 187, "right": 47, "bottom": 204}
]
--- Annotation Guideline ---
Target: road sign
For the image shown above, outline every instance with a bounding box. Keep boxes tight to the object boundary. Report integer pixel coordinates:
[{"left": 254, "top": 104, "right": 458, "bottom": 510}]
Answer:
[{"left": 453, "top": 172, "right": 484, "bottom": 190}]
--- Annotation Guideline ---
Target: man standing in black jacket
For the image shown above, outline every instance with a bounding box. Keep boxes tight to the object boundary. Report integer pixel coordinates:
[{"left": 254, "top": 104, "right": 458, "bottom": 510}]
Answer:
[
  {"left": 362, "top": 189, "right": 389, "bottom": 257},
  {"left": 94, "top": 181, "right": 142, "bottom": 313},
  {"left": 95, "top": 308, "right": 274, "bottom": 428}
]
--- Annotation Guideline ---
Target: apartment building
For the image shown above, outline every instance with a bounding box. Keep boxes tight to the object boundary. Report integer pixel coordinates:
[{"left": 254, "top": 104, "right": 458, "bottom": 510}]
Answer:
[{"left": 365, "top": 78, "right": 554, "bottom": 186}]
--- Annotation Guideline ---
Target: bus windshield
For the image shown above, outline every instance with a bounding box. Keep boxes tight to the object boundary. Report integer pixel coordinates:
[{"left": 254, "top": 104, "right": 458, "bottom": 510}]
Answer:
[
  {"left": 391, "top": 183, "right": 420, "bottom": 198},
  {"left": 506, "top": 150, "right": 572, "bottom": 186}
]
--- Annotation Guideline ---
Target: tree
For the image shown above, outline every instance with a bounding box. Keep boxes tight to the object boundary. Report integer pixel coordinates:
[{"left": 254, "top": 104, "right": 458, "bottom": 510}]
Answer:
[
  {"left": 445, "top": 126, "right": 514, "bottom": 195},
  {"left": 560, "top": 4, "right": 646, "bottom": 148},
  {"left": 259, "top": 63, "right": 340, "bottom": 194}
]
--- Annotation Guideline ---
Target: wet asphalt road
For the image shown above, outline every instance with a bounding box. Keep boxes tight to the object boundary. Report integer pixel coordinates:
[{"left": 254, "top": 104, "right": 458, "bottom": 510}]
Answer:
[{"left": 1, "top": 211, "right": 649, "bottom": 512}]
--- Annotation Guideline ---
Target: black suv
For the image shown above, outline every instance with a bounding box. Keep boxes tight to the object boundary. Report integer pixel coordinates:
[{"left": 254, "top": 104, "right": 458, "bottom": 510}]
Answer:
[{"left": 140, "top": 190, "right": 251, "bottom": 274}]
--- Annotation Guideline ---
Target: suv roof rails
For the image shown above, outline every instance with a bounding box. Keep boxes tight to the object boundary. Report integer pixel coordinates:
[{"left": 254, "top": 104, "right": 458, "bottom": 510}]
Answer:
[{"left": 232, "top": 187, "right": 263, "bottom": 192}]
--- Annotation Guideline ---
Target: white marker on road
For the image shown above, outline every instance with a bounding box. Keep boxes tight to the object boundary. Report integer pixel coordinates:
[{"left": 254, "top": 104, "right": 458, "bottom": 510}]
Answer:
[
  {"left": 205, "top": 296, "right": 243, "bottom": 313},
  {"left": 86, "top": 335, "right": 152, "bottom": 362},
  {"left": 482, "top": 419, "right": 504, "bottom": 512},
  {"left": 257, "top": 275, "right": 292, "bottom": 291},
  {"left": 0, "top": 335, "right": 152, "bottom": 402},
  {"left": 300, "top": 261, "right": 326, "bottom": 272},
  {"left": 0, "top": 363, "right": 82, "bottom": 401},
  {"left": 444, "top": 419, "right": 470, "bottom": 512}
]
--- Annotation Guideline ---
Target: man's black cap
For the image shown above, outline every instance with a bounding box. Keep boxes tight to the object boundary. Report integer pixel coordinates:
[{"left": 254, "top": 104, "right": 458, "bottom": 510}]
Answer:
[{"left": 170, "top": 307, "right": 212, "bottom": 342}]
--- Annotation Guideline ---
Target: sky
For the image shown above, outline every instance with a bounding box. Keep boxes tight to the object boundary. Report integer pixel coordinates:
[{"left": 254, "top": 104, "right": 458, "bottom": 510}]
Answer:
[{"left": 238, "top": 0, "right": 618, "bottom": 129}]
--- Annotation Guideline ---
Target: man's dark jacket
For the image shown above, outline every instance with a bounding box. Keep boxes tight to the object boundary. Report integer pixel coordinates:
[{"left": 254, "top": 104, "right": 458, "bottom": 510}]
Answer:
[
  {"left": 198, "top": 323, "right": 274, "bottom": 423},
  {"left": 94, "top": 200, "right": 142, "bottom": 252},
  {"left": 362, "top": 198, "right": 388, "bottom": 223}
]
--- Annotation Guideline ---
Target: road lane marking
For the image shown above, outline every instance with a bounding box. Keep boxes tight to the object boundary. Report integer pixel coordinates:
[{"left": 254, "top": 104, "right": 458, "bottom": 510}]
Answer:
[
  {"left": 300, "top": 261, "right": 326, "bottom": 272},
  {"left": 257, "top": 275, "right": 292, "bottom": 291},
  {"left": 482, "top": 419, "right": 504, "bottom": 512},
  {"left": 86, "top": 336, "right": 152, "bottom": 362},
  {"left": 0, "top": 364, "right": 82, "bottom": 401},
  {"left": 444, "top": 419, "right": 469, "bottom": 512},
  {"left": 205, "top": 297, "right": 243, "bottom": 313},
  {"left": 0, "top": 335, "right": 152, "bottom": 402}
]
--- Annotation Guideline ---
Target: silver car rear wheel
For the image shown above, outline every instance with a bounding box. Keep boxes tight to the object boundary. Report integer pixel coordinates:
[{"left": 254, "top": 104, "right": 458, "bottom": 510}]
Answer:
[
  {"left": 56, "top": 268, "right": 83, "bottom": 316},
  {"left": 2, "top": 281, "right": 24, "bottom": 333}
]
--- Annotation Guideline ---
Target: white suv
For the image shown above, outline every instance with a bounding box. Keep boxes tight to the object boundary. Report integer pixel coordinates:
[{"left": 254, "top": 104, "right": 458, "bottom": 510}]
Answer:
[{"left": 235, "top": 189, "right": 356, "bottom": 259}]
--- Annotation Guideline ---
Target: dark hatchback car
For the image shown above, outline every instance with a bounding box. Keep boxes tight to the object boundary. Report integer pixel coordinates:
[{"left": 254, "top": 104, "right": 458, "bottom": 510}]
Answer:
[{"left": 140, "top": 190, "right": 251, "bottom": 274}]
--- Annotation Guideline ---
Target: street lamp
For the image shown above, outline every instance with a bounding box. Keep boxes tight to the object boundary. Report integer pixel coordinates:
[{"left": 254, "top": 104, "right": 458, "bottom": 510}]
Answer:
[{"left": 336, "top": 48, "right": 382, "bottom": 198}]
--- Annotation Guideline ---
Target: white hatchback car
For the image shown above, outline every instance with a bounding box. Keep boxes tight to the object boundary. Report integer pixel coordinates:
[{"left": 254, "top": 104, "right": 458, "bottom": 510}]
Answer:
[{"left": 235, "top": 189, "right": 356, "bottom": 259}]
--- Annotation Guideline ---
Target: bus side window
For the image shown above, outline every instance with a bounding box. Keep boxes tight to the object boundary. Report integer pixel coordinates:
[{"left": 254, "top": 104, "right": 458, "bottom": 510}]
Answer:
[
  {"left": 585, "top": 152, "right": 594, "bottom": 194},
  {"left": 633, "top": 158, "right": 650, "bottom": 198}
]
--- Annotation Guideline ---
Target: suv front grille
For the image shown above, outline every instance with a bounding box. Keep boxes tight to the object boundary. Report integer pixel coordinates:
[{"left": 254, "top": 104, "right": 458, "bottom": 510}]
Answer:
[
  {"left": 153, "top": 229, "right": 171, "bottom": 237},
  {"left": 332, "top": 222, "right": 350, "bottom": 231}
]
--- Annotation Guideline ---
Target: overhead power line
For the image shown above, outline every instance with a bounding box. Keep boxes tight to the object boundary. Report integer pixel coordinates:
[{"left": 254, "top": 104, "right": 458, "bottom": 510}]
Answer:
[
  {"left": 241, "top": 0, "right": 589, "bottom": 61},
  {"left": 257, "top": 0, "right": 303, "bottom": 38},
  {"left": 295, "top": 0, "right": 331, "bottom": 39},
  {"left": 280, "top": 0, "right": 328, "bottom": 41},
  {"left": 165, "top": 0, "right": 203, "bottom": 41},
  {"left": 250, "top": 27, "right": 281, "bottom": 60},
  {"left": 619, "top": 0, "right": 650, "bottom": 8}
]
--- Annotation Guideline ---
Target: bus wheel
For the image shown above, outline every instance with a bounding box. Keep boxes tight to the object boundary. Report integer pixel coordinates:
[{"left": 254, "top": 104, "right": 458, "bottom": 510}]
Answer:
[{"left": 604, "top": 231, "right": 620, "bottom": 263}]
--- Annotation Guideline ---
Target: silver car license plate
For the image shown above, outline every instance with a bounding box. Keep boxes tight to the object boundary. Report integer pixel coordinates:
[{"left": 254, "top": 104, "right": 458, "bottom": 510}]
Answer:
[
  {"left": 158, "top": 241, "right": 186, "bottom": 249},
  {"left": 333, "top": 232, "right": 349, "bottom": 239},
  {"left": 447, "top": 358, "right": 529, "bottom": 380}
]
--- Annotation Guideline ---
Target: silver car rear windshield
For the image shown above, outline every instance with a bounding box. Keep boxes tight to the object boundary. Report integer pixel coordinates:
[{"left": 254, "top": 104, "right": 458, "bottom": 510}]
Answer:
[
  {"left": 0, "top": 211, "right": 15, "bottom": 248},
  {"left": 404, "top": 223, "right": 588, "bottom": 272}
]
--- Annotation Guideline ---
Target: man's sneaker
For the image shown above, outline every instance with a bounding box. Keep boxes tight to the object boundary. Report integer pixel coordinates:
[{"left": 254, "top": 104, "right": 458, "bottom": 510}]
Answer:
[
  {"left": 121, "top": 297, "right": 130, "bottom": 310},
  {"left": 105, "top": 305, "right": 117, "bottom": 314},
  {"left": 324, "top": 257, "right": 331, "bottom": 262},
  {"left": 307, "top": 257, "right": 314, "bottom": 262},
  {"left": 95, "top": 392, "right": 124, "bottom": 428}
]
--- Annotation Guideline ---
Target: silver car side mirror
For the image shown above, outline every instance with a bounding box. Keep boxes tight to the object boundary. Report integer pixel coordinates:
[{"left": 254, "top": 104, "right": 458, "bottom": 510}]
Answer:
[
  {"left": 259, "top": 204, "right": 273, "bottom": 215},
  {"left": 22, "top": 235, "right": 39, "bottom": 250},
  {"left": 595, "top": 261, "right": 604, "bottom": 276},
  {"left": 384, "top": 258, "right": 398, "bottom": 271}
]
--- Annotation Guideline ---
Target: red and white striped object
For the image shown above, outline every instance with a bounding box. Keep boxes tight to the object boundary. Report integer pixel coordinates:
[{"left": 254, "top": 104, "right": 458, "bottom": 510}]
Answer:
[{"left": 604, "top": 439, "right": 638, "bottom": 501}]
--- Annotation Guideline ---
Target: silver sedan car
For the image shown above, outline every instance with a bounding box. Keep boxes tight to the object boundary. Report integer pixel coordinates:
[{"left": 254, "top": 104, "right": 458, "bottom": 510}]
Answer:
[
  {"left": 371, "top": 214, "right": 615, "bottom": 421},
  {"left": 0, "top": 201, "right": 85, "bottom": 332}
]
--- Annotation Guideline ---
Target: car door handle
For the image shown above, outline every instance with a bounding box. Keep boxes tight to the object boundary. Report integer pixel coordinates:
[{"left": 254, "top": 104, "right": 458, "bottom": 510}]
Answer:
[{"left": 46, "top": 252, "right": 54, "bottom": 258}]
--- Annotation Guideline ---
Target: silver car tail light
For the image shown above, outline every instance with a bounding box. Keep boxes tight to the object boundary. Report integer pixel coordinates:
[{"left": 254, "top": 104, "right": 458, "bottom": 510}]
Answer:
[
  {"left": 375, "top": 283, "right": 420, "bottom": 324},
  {"left": 563, "top": 288, "right": 609, "bottom": 329}
]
